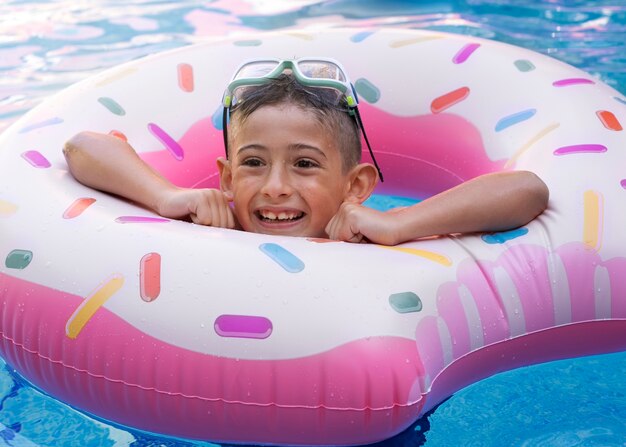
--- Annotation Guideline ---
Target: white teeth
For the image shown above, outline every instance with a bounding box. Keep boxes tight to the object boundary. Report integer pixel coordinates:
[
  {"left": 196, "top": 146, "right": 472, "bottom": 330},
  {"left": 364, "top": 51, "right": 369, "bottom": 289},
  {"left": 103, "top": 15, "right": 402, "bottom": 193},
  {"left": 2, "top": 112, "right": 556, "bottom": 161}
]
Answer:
[{"left": 259, "top": 210, "right": 303, "bottom": 221}]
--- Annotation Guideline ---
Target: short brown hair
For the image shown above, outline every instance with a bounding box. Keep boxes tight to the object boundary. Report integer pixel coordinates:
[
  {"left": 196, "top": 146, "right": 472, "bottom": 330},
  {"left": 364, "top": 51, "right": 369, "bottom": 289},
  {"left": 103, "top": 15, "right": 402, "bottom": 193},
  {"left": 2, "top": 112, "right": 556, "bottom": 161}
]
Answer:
[{"left": 227, "top": 73, "right": 361, "bottom": 171}]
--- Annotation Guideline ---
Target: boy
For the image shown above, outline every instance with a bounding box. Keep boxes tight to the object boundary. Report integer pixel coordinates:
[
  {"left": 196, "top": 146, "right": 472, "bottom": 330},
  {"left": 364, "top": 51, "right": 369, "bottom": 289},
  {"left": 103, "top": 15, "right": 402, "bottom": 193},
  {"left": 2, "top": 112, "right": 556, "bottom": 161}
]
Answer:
[{"left": 63, "top": 59, "right": 548, "bottom": 245}]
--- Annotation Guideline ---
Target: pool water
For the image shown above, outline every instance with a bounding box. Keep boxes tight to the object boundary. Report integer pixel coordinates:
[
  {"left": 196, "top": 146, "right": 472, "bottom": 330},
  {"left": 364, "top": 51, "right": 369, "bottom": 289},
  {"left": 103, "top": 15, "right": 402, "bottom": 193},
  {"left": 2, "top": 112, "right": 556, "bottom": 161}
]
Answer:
[{"left": 1, "top": 1, "right": 626, "bottom": 446}]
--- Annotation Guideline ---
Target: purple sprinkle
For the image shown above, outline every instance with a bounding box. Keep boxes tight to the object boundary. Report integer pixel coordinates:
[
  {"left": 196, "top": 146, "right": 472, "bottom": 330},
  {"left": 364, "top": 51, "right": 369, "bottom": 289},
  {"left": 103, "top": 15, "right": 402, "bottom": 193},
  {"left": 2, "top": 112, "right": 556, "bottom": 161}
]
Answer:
[
  {"left": 453, "top": 43, "right": 481, "bottom": 64},
  {"left": 115, "top": 216, "right": 170, "bottom": 224},
  {"left": 21, "top": 150, "right": 51, "bottom": 168},
  {"left": 147, "top": 123, "right": 184, "bottom": 161},
  {"left": 553, "top": 78, "right": 595, "bottom": 87},
  {"left": 18, "top": 117, "right": 64, "bottom": 133},
  {"left": 214, "top": 315, "right": 273, "bottom": 339},
  {"left": 554, "top": 144, "right": 607, "bottom": 155},
  {"left": 621, "top": 179, "right": 626, "bottom": 189}
]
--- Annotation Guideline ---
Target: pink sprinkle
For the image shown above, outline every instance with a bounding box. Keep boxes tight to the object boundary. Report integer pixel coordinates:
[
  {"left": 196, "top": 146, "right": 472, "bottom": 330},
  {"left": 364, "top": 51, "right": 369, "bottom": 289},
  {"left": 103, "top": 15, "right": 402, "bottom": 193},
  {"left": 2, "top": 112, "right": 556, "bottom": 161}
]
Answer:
[
  {"left": 21, "top": 150, "right": 51, "bottom": 168},
  {"left": 453, "top": 43, "right": 481, "bottom": 64},
  {"left": 214, "top": 315, "right": 273, "bottom": 339},
  {"left": 553, "top": 78, "right": 595, "bottom": 87},
  {"left": 621, "top": 179, "right": 626, "bottom": 189},
  {"left": 115, "top": 216, "right": 170, "bottom": 223},
  {"left": 554, "top": 144, "right": 607, "bottom": 155},
  {"left": 147, "top": 123, "right": 184, "bottom": 160}
]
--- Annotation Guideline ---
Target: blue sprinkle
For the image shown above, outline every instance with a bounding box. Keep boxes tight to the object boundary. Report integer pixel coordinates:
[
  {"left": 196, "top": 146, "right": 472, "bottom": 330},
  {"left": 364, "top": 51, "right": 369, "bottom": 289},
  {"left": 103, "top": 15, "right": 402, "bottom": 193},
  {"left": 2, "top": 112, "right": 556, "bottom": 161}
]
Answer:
[
  {"left": 18, "top": 117, "right": 64, "bottom": 133},
  {"left": 615, "top": 96, "right": 626, "bottom": 106},
  {"left": 495, "top": 109, "right": 536, "bottom": 132},
  {"left": 259, "top": 243, "right": 304, "bottom": 273},
  {"left": 212, "top": 105, "right": 224, "bottom": 130},
  {"left": 482, "top": 228, "right": 529, "bottom": 244},
  {"left": 350, "top": 30, "right": 376, "bottom": 43}
]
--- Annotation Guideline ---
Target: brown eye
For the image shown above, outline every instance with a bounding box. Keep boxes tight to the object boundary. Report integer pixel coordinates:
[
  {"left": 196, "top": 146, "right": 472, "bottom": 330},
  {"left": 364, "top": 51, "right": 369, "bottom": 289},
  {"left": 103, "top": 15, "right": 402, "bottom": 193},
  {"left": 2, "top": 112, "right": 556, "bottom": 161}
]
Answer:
[{"left": 295, "top": 159, "right": 318, "bottom": 168}]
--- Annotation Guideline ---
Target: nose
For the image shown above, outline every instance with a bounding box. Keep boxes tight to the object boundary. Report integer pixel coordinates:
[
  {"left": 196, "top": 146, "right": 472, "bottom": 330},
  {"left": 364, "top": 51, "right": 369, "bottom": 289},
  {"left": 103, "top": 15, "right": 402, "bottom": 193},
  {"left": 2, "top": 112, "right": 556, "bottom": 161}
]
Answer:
[{"left": 260, "top": 164, "right": 294, "bottom": 198}]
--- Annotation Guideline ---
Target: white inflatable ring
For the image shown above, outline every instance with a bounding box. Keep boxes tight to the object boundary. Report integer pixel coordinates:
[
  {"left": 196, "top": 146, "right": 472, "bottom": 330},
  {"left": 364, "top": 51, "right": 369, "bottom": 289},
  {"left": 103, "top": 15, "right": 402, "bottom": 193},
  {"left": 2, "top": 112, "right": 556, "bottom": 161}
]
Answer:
[{"left": 1, "top": 29, "right": 626, "bottom": 445}]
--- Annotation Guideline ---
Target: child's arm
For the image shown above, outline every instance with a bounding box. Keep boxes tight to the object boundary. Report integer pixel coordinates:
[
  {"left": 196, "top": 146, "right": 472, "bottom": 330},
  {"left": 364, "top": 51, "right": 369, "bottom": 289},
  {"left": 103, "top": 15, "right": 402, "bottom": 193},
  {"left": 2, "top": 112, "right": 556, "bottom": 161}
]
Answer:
[
  {"left": 63, "top": 131, "right": 236, "bottom": 228},
  {"left": 325, "top": 171, "right": 549, "bottom": 245}
]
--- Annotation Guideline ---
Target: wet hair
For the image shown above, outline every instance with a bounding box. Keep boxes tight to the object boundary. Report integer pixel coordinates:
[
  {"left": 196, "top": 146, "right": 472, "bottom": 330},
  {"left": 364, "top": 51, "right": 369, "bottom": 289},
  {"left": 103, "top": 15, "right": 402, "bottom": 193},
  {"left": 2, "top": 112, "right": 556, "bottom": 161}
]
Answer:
[{"left": 227, "top": 73, "right": 362, "bottom": 171}]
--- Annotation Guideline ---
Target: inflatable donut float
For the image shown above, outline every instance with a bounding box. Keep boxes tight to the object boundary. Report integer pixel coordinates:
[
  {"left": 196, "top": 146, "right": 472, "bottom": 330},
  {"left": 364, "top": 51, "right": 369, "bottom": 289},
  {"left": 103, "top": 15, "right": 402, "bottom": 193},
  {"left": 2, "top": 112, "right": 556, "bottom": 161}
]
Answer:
[{"left": 1, "top": 28, "right": 626, "bottom": 445}]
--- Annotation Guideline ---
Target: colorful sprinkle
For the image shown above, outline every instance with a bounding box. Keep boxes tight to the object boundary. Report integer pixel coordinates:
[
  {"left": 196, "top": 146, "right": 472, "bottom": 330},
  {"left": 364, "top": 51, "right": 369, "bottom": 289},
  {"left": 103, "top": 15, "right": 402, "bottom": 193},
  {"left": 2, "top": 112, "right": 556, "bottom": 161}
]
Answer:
[
  {"left": 115, "top": 216, "right": 170, "bottom": 224},
  {"left": 108, "top": 130, "right": 128, "bottom": 141},
  {"left": 453, "top": 43, "right": 480, "bottom": 64},
  {"left": 615, "top": 96, "right": 626, "bottom": 105},
  {"left": 495, "top": 109, "right": 536, "bottom": 132},
  {"left": 383, "top": 246, "right": 452, "bottom": 267},
  {"left": 350, "top": 30, "right": 376, "bottom": 43},
  {"left": 554, "top": 144, "right": 607, "bottom": 155},
  {"left": 95, "top": 67, "right": 137, "bottom": 87},
  {"left": 66, "top": 275, "right": 125, "bottom": 339},
  {"left": 389, "top": 292, "right": 423, "bottom": 313},
  {"left": 21, "top": 150, "right": 51, "bottom": 168},
  {"left": 214, "top": 314, "right": 273, "bottom": 339},
  {"left": 514, "top": 59, "right": 535, "bottom": 72},
  {"left": 177, "top": 63, "right": 194, "bottom": 92},
  {"left": 354, "top": 78, "right": 381, "bottom": 103},
  {"left": 259, "top": 243, "right": 305, "bottom": 273},
  {"left": 140, "top": 253, "right": 161, "bottom": 302},
  {"left": 596, "top": 110, "right": 622, "bottom": 131},
  {"left": 285, "top": 32, "right": 314, "bottom": 40},
  {"left": 212, "top": 106, "right": 224, "bottom": 130},
  {"left": 63, "top": 198, "right": 96, "bottom": 219},
  {"left": 18, "top": 117, "right": 63, "bottom": 133},
  {"left": 553, "top": 78, "right": 595, "bottom": 87},
  {"left": 621, "top": 179, "right": 626, "bottom": 189},
  {"left": 389, "top": 35, "right": 442, "bottom": 48},
  {"left": 233, "top": 39, "right": 262, "bottom": 46},
  {"left": 505, "top": 122, "right": 560, "bottom": 168},
  {"left": 0, "top": 200, "right": 18, "bottom": 217},
  {"left": 481, "top": 228, "right": 529, "bottom": 244},
  {"left": 583, "top": 190, "right": 603, "bottom": 251},
  {"left": 148, "top": 123, "right": 184, "bottom": 160},
  {"left": 431, "top": 87, "right": 470, "bottom": 114},
  {"left": 5, "top": 249, "right": 33, "bottom": 269},
  {"left": 98, "top": 97, "right": 125, "bottom": 116}
]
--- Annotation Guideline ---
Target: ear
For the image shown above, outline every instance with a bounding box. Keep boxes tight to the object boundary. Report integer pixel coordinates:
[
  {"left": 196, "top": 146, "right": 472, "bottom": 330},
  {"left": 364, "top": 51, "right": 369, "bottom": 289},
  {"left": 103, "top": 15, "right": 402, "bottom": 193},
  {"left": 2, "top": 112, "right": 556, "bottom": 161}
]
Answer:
[
  {"left": 216, "top": 157, "right": 234, "bottom": 201},
  {"left": 344, "top": 163, "right": 379, "bottom": 204}
]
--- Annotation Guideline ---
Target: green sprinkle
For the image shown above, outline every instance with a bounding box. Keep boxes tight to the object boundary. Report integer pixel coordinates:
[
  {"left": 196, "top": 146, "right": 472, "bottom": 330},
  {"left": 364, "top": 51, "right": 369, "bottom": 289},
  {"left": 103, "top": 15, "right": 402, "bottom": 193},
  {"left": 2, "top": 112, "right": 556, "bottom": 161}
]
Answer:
[
  {"left": 389, "top": 292, "right": 423, "bottom": 313},
  {"left": 98, "top": 97, "right": 126, "bottom": 116},
  {"left": 5, "top": 249, "right": 33, "bottom": 269},
  {"left": 234, "top": 40, "right": 262, "bottom": 47},
  {"left": 514, "top": 59, "right": 535, "bottom": 72},
  {"left": 354, "top": 78, "right": 381, "bottom": 103}
]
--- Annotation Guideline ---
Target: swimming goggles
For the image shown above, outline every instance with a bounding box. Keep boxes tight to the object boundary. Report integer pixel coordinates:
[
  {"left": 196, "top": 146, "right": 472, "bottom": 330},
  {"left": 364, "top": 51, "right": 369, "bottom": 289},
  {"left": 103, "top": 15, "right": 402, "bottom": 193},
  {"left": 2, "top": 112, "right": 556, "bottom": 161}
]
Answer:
[{"left": 221, "top": 57, "right": 383, "bottom": 181}]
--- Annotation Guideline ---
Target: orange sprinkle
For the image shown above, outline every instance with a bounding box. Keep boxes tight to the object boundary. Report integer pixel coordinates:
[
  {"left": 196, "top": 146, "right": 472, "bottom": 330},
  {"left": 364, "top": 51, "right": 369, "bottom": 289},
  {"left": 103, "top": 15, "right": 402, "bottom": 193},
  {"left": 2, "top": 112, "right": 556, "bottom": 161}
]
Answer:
[
  {"left": 431, "top": 87, "right": 470, "bottom": 114},
  {"left": 177, "top": 63, "right": 194, "bottom": 92},
  {"left": 596, "top": 110, "right": 622, "bottom": 131},
  {"left": 140, "top": 253, "right": 161, "bottom": 302},
  {"left": 62, "top": 198, "right": 96, "bottom": 219},
  {"left": 108, "top": 130, "right": 128, "bottom": 141}
]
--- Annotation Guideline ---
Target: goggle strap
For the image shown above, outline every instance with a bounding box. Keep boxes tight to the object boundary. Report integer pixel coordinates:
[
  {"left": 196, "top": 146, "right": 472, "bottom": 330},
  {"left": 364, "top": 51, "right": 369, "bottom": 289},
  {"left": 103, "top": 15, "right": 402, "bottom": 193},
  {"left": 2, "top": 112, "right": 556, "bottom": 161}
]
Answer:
[
  {"left": 354, "top": 107, "right": 384, "bottom": 182},
  {"left": 223, "top": 107, "right": 229, "bottom": 158}
]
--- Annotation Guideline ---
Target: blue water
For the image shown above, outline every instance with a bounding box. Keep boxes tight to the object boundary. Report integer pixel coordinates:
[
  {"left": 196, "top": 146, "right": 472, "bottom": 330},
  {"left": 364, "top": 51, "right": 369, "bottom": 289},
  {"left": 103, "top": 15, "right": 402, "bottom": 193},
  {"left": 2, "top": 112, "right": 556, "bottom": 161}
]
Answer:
[{"left": 1, "top": 1, "right": 626, "bottom": 445}]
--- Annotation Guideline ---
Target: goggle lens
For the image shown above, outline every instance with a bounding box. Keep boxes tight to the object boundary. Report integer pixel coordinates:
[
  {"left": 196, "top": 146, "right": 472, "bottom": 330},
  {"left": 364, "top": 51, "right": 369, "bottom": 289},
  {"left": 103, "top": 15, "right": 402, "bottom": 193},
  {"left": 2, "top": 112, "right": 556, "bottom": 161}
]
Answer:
[{"left": 296, "top": 61, "right": 346, "bottom": 82}]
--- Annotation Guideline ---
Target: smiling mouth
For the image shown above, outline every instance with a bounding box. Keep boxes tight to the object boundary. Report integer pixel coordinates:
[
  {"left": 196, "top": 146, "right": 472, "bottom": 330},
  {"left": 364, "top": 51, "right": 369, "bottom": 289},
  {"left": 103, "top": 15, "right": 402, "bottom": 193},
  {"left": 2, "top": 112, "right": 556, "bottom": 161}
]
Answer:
[{"left": 256, "top": 210, "right": 305, "bottom": 223}]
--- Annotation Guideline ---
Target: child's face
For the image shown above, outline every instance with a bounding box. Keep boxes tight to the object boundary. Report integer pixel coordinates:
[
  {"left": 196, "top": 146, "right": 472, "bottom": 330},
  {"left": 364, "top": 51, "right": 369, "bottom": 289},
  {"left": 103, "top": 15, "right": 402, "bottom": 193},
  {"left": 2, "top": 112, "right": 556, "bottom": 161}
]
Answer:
[{"left": 219, "top": 103, "right": 352, "bottom": 238}]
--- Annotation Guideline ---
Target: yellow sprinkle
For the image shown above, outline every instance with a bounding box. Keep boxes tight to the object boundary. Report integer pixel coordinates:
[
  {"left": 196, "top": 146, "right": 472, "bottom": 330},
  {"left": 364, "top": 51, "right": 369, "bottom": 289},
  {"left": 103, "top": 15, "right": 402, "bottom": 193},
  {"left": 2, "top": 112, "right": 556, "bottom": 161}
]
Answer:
[
  {"left": 583, "top": 190, "right": 603, "bottom": 251},
  {"left": 382, "top": 246, "right": 452, "bottom": 267},
  {"left": 95, "top": 67, "right": 138, "bottom": 87},
  {"left": 390, "top": 35, "right": 443, "bottom": 48},
  {"left": 66, "top": 275, "right": 124, "bottom": 339},
  {"left": 286, "top": 32, "right": 315, "bottom": 40},
  {"left": 505, "top": 122, "right": 560, "bottom": 168},
  {"left": 0, "top": 200, "right": 18, "bottom": 217}
]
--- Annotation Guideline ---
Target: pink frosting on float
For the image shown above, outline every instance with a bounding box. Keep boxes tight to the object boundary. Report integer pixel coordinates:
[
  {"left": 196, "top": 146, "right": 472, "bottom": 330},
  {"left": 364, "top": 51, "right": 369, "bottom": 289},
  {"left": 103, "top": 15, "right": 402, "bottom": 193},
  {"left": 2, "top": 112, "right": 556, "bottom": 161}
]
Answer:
[
  {"left": 0, "top": 271, "right": 426, "bottom": 443},
  {"left": 140, "top": 103, "right": 505, "bottom": 200}
]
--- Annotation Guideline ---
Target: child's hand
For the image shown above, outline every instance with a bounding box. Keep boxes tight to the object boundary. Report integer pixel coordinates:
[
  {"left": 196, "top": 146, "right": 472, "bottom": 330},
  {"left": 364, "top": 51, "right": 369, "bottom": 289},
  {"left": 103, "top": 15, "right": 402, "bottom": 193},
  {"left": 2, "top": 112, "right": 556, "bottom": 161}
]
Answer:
[
  {"left": 157, "top": 188, "right": 238, "bottom": 229},
  {"left": 325, "top": 202, "right": 403, "bottom": 245}
]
